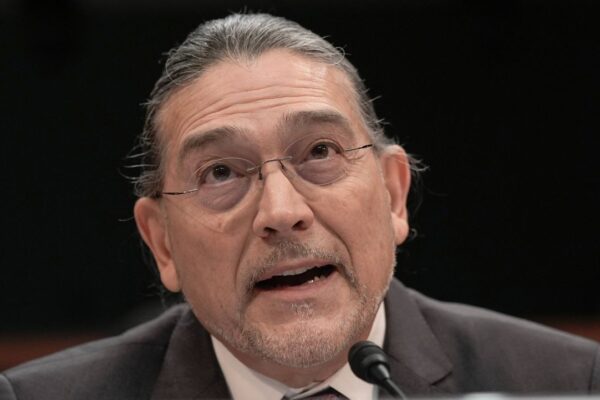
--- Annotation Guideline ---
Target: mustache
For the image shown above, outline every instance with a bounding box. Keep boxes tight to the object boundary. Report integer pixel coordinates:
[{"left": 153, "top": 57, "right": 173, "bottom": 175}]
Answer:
[{"left": 243, "top": 241, "right": 354, "bottom": 292}]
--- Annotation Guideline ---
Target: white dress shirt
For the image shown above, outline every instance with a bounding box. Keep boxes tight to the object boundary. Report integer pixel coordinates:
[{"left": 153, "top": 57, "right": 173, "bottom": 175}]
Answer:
[{"left": 212, "top": 303, "right": 386, "bottom": 400}]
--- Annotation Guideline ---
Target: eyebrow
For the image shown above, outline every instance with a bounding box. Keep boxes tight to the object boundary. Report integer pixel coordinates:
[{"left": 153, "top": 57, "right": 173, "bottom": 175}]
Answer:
[
  {"left": 177, "top": 109, "right": 355, "bottom": 163},
  {"left": 279, "top": 109, "right": 354, "bottom": 135},
  {"left": 178, "top": 125, "right": 252, "bottom": 163}
]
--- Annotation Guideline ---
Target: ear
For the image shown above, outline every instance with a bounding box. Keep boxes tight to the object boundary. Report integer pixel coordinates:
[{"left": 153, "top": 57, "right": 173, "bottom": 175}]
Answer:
[
  {"left": 380, "top": 145, "right": 411, "bottom": 245},
  {"left": 133, "top": 197, "right": 181, "bottom": 292}
]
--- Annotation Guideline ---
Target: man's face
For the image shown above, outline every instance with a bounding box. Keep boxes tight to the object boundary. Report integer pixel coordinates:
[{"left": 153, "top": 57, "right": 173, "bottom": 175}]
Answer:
[{"left": 135, "top": 49, "right": 410, "bottom": 370}]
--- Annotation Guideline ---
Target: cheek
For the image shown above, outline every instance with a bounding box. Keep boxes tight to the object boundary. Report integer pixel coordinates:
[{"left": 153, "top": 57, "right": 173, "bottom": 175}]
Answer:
[
  {"left": 320, "top": 178, "right": 396, "bottom": 288},
  {"left": 330, "top": 174, "right": 394, "bottom": 238},
  {"left": 167, "top": 218, "right": 244, "bottom": 317}
]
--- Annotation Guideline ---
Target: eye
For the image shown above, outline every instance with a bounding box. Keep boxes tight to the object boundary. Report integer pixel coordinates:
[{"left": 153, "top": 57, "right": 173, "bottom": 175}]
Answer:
[
  {"left": 306, "top": 141, "right": 343, "bottom": 161},
  {"left": 208, "top": 164, "right": 233, "bottom": 182},
  {"left": 197, "top": 160, "right": 245, "bottom": 186},
  {"left": 310, "top": 143, "right": 330, "bottom": 159}
]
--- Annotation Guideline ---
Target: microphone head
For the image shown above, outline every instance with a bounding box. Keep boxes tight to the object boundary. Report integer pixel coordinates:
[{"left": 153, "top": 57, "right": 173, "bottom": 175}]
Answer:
[{"left": 348, "top": 340, "right": 391, "bottom": 385}]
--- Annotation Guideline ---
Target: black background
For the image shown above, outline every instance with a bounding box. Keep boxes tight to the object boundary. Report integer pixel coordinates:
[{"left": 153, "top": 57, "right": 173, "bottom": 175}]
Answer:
[{"left": 2, "top": 0, "right": 599, "bottom": 334}]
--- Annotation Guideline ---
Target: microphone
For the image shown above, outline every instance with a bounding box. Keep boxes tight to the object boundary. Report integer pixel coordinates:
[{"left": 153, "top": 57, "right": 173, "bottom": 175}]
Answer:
[{"left": 348, "top": 341, "right": 407, "bottom": 399}]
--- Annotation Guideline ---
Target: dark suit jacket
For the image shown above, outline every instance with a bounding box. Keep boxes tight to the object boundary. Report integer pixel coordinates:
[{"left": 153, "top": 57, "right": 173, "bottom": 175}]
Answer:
[{"left": 1, "top": 280, "right": 599, "bottom": 399}]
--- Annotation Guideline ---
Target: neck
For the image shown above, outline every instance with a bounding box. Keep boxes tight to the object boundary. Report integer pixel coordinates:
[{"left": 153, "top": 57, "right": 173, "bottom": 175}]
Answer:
[{"left": 227, "top": 343, "right": 351, "bottom": 388}]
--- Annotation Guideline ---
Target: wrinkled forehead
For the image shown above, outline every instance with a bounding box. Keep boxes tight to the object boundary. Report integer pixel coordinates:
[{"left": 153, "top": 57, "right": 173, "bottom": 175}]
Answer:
[{"left": 154, "top": 50, "right": 368, "bottom": 161}]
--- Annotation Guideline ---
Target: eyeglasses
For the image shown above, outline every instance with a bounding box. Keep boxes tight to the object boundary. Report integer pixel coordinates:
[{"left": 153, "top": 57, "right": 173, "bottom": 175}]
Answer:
[{"left": 159, "top": 133, "right": 373, "bottom": 228}]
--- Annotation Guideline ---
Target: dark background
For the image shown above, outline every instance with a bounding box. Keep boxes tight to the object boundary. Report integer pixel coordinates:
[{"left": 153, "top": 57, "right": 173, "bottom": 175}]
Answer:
[{"left": 2, "top": 0, "right": 599, "bottom": 335}]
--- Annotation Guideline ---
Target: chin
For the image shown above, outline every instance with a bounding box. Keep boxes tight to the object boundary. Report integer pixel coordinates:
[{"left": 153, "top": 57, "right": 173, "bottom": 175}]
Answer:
[{"left": 241, "top": 293, "right": 379, "bottom": 368}]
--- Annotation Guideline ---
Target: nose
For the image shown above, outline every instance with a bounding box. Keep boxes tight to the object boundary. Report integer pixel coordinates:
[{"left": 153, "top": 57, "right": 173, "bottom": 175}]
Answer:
[{"left": 252, "top": 164, "right": 314, "bottom": 239}]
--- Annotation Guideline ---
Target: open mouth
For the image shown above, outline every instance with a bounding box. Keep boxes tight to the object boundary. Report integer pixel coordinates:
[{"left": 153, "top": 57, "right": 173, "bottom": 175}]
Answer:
[{"left": 255, "top": 265, "right": 336, "bottom": 291}]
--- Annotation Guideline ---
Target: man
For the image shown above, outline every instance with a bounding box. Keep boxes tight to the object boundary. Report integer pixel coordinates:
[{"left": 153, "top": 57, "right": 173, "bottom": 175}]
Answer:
[{"left": 1, "top": 13, "right": 598, "bottom": 400}]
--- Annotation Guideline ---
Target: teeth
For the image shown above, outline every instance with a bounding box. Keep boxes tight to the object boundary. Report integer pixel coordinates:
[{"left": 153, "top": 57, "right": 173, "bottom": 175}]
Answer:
[
  {"left": 278, "top": 266, "right": 313, "bottom": 276},
  {"left": 307, "top": 274, "right": 325, "bottom": 284}
]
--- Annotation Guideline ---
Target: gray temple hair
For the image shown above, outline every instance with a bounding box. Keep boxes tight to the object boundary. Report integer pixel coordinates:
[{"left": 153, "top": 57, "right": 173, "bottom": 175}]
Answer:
[{"left": 131, "top": 13, "right": 400, "bottom": 198}]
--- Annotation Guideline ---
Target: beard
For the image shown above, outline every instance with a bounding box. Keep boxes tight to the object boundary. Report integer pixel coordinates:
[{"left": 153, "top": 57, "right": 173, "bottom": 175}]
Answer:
[
  {"left": 239, "top": 286, "right": 381, "bottom": 368},
  {"left": 198, "top": 240, "right": 395, "bottom": 369}
]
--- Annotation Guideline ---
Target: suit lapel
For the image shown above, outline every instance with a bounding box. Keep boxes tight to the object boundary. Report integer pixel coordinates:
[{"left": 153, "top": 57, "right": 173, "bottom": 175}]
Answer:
[
  {"left": 383, "top": 279, "right": 453, "bottom": 396},
  {"left": 151, "top": 308, "right": 231, "bottom": 399}
]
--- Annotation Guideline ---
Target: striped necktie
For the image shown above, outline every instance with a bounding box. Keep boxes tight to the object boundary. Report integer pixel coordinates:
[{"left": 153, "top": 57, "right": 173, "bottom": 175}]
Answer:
[{"left": 285, "top": 386, "right": 349, "bottom": 400}]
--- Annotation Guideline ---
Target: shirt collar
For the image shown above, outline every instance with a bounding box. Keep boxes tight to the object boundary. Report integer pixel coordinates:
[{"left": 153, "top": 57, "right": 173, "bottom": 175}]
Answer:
[{"left": 212, "top": 303, "right": 386, "bottom": 400}]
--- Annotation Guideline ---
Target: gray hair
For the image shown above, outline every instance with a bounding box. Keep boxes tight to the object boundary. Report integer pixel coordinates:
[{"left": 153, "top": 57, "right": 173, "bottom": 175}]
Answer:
[{"left": 131, "top": 13, "right": 397, "bottom": 198}]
